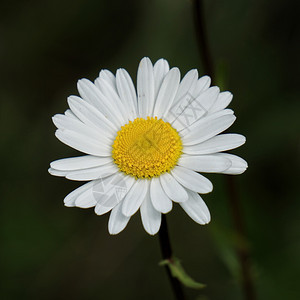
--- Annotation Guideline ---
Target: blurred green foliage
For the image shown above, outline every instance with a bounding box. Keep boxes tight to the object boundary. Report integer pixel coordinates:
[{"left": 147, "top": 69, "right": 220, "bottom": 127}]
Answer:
[{"left": 0, "top": 0, "right": 299, "bottom": 299}]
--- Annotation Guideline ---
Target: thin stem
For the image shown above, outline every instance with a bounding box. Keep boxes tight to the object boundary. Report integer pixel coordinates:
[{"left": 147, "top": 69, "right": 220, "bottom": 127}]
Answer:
[
  {"left": 193, "top": 0, "right": 214, "bottom": 77},
  {"left": 193, "top": 1, "right": 256, "bottom": 299},
  {"left": 158, "top": 214, "right": 186, "bottom": 300},
  {"left": 226, "top": 177, "right": 256, "bottom": 300}
]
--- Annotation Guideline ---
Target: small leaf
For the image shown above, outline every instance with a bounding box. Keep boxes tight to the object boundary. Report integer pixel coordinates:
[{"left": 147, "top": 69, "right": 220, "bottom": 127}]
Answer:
[{"left": 159, "top": 256, "right": 206, "bottom": 289}]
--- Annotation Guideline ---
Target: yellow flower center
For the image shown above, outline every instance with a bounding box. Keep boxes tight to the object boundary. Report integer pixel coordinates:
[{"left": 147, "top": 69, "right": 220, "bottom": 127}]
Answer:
[{"left": 112, "top": 117, "right": 182, "bottom": 179}]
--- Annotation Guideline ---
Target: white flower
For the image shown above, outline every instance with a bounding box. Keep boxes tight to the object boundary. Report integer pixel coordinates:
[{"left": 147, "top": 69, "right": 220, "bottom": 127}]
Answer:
[{"left": 49, "top": 57, "right": 247, "bottom": 235}]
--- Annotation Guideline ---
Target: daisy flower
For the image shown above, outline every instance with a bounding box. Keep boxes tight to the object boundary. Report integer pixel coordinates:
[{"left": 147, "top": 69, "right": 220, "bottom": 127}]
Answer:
[{"left": 49, "top": 57, "right": 247, "bottom": 235}]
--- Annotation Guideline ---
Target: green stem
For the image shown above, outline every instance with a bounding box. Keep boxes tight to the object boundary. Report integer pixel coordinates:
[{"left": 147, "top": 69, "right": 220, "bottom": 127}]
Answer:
[
  {"left": 193, "top": 0, "right": 214, "bottom": 77},
  {"left": 226, "top": 177, "right": 256, "bottom": 300},
  {"left": 158, "top": 214, "right": 186, "bottom": 300}
]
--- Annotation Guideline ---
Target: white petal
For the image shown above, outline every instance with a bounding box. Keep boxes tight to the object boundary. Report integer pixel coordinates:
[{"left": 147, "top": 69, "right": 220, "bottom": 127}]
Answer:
[
  {"left": 116, "top": 68, "right": 138, "bottom": 120},
  {"left": 52, "top": 114, "right": 111, "bottom": 144},
  {"left": 214, "top": 153, "right": 248, "bottom": 174},
  {"left": 108, "top": 202, "right": 130, "bottom": 235},
  {"left": 122, "top": 179, "right": 148, "bottom": 217},
  {"left": 153, "top": 67, "right": 180, "bottom": 119},
  {"left": 153, "top": 58, "right": 170, "bottom": 98},
  {"left": 55, "top": 129, "right": 111, "bottom": 156},
  {"left": 93, "top": 173, "right": 135, "bottom": 214},
  {"left": 192, "top": 76, "right": 211, "bottom": 98},
  {"left": 169, "top": 76, "right": 210, "bottom": 127},
  {"left": 181, "top": 109, "right": 236, "bottom": 146},
  {"left": 50, "top": 155, "right": 112, "bottom": 171},
  {"left": 210, "top": 91, "right": 233, "bottom": 113},
  {"left": 159, "top": 172, "right": 188, "bottom": 203},
  {"left": 48, "top": 168, "right": 67, "bottom": 177},
  {"left": 64, "top": 109, "right": 77, "bottom": 119},
  {"left": 150, "top": 177, "right": 173, "bottom": 213},
  {"left": 94, "top": 203, "right": 114, "bottom": 216},
  {"left": 66, "top": 163, "right": 119, "bottom": 181},
  {"left": 95, "top": 77, "right": 129, "bottom": 123},
  {"left": 194, "top": 86, "right": 219, "bottom": 113},
  {"left": 75, "top": 187, "right": 97, "bottom": 208},
  {"left": 180, "top": 189, "right": 210, "bottom": 224},
  {"left": 171, "top": 166, "right": 213, "bottom": 194},
  {"left": 77, "top": 78, "right": 101, "bottom": 107},
  {"left": 137, "top": 57, "right": 155, "bottom": 118},
  {"left": 98, "top": 69, "right": 116, "bottom": 89},
  {"left": 77, "top": 79, "right": 123, "bottom": 128},
  {"left": 68, "top": 95, "right": 117, "bottom": 135},
  {"left": 183, "top": 134, "right": 246, "bottom": 155},
  {"left": 63, "top": 181, "right": 94, "bottom": 207},
  {"left": 140, "top": 190, "right": 161, "bottom": 235},
  {"left": 166, "top": 73, "right": 198, "bottom": 124},
  {"left": 173, "top": 69, "right": 198, "bottom": 106},
  {"left": 171, "top": 86, "right": 219, "bottom": 131},
  {"left": 177, "top": 154, "right": 232, "bottom": 173}
]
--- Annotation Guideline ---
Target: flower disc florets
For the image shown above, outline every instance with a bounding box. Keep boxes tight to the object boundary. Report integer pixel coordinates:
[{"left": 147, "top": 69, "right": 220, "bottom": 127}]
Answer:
[{"left": 112, "top": 117, "right": 182, "bottom": 179}]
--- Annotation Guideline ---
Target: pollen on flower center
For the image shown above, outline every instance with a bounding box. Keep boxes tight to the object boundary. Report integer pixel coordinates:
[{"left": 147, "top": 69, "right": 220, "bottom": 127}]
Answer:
[{"left": 112, "top": 117, "right": 182, "bottom": 179}]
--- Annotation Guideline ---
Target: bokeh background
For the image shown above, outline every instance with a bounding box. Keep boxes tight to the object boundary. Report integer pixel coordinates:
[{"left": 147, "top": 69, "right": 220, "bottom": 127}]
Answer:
[{"left": 1, "top": 0, "right": 299, "bottom": 299}]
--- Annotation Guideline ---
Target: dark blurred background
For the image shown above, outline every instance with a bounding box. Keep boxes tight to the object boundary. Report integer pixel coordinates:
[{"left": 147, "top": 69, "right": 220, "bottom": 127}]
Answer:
[{"left": 1, "top": 0, "right": 299, "bottom": 299}]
